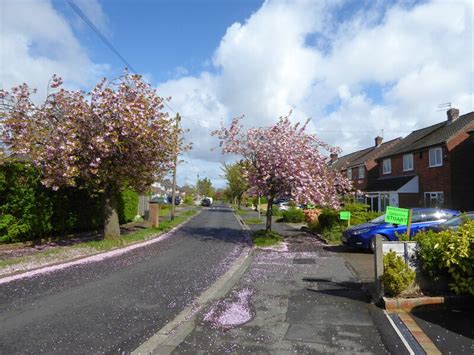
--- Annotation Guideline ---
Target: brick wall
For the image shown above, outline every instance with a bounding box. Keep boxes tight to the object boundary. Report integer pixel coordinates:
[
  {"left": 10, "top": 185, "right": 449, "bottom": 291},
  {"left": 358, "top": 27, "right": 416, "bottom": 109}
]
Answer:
[
  {"left": 378, "top": 146, "right": 451, "bottom": 207},
  {"left": 449, "top": 130, "right": 474, "bottom": 210}
]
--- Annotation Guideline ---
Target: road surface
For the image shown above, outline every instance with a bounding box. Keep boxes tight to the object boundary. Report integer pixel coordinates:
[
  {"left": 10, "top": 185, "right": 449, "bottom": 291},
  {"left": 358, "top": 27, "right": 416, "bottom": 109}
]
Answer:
[{"left": 0, "top": 205, "right": 247, "bottom": 354}]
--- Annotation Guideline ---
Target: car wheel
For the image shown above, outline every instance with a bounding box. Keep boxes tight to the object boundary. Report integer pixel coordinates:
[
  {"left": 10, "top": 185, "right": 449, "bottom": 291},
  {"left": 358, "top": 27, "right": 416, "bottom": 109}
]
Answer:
[{"left": 370, "top": 234, "right": 387, "bottom": 253}]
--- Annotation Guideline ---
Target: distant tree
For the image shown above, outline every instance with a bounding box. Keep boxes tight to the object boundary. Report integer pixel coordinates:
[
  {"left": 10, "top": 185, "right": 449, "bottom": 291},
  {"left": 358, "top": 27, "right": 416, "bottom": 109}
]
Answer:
[
  {"left": 222, "top": 162, "right": 249, "bottom": 210},
  {"left": 212, "top": 113, "right": 352, "bottom": 231},
  {"left": 197, "top": 177, "right": 214, "bottom": 198},
  {"left": 0, "top": 73, "right": 178, "bottom": 238}
]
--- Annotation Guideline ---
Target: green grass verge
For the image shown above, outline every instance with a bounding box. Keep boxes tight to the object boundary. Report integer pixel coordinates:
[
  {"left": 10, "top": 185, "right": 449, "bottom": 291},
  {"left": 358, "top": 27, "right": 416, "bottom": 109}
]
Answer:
[
  {"left": 244, "top": 217, "right": 263, "bottom": 224},
  {"left": 0, "top": 209, "right": 198, "bottom": 271},
  {"left": 79, "top": 210, "right": 197, "bottom": 251},
  {"left": 235, "top": 209, "right": 249, "bottom": 216},
  {"left": 251, "top": 229, "right": 284, "bottom": 247}
]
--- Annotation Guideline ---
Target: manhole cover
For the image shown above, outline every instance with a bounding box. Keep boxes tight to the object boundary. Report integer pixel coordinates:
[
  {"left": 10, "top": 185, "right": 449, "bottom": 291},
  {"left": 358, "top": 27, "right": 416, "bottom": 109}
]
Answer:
[{"left": 293, "top": 258, "right": 315, "bottom": 264}]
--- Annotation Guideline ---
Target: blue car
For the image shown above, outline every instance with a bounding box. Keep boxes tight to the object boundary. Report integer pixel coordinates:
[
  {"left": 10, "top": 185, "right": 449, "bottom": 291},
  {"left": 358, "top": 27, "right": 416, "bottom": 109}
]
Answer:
[{"left": 342, "top": 208, "right": 460, "bottom": 252}]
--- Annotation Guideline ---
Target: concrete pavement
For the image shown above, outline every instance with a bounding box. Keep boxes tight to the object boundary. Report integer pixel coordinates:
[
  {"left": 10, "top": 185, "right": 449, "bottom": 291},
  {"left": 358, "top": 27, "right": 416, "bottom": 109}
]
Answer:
[{"left": 174, "top": 236, "right": 403, "bottom": 353}]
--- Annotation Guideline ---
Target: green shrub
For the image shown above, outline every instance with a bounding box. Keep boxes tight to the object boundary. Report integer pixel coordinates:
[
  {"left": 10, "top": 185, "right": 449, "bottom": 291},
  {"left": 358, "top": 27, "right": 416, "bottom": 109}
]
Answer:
[
  {"left": 183, "top": 195, "right": 194, "bottom": 204},
  {"left": 415, "top": 221, "right": 474, "bottom": 295},
  {"left": 381, "top": 251, "right": 416, "bottom": 297},
  {"left": 315, "top": 208, "right": 341, "bottom": 231},
  {"left": 271, "top": 205, "right": 282, "bottom": 217},
  {"left": 280, "top": 208, "right": 305, "bottom": 223},
  {"left": 441, "top": 221, "right": 474, "bottom": 295},
  {"left": 118, "top": 188, "right": 139, "bottom": 224},
  {"left": 343, "top": 203, "right": 382, "bottom": 225},
  {"left": 0, "top": 161, "right": 139, "bottom": 243},
  {"left": 0, "top": 162, "right": 53, "bottom": 242},
  {"left": 320, "top": 225, "right": 344, "bottom": 245},
  {"left": 252, "top": 196, "right": 268, "bottom": 205}
]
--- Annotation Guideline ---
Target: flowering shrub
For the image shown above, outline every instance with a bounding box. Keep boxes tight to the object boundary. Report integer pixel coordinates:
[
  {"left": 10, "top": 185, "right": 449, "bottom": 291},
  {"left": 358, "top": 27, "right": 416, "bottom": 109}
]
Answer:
[{"left": 303, "top": 209, "right": 321, "bottom": 224}]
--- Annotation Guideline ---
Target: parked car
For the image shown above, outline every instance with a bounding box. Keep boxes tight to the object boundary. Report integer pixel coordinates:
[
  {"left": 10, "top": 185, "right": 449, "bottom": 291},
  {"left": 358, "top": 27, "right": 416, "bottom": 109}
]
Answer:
[
  {"left": 167, "top": 196, "right": 181, "bottom": 205},
  {"left": 277, "top": 201, "right": 291, "bottom": 211},
  {"left": 201, "top": 198, "right": 212, "bottom": 207},
  {"left": 430, "top": 212, "right": 474, "bottom": 232},
  {"left": 276, "top": 200, "right": 302, "bottom": 211},
  {"left": 342, "top": 208, "right": 460, "bottom": 252}
]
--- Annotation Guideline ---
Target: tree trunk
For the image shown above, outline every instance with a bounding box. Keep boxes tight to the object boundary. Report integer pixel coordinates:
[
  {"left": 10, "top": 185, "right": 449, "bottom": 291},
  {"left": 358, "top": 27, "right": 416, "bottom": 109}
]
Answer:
[
  {"left": 103, "top": 188, "right": 120, "bottom": 239},
  {"left": 237, "top": 194, "right": 242, "bottom": 210},
  {"left": 266, "top": 196, "right": 274, "bottom": 231}
]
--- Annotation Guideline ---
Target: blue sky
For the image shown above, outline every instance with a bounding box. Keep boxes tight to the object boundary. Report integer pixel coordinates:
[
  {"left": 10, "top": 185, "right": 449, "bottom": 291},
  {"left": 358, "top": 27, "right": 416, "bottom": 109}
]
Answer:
[
  {"left": 1, "top": 0, "right": 472, "bottom": 187},
  {"left": 57, "top": 0, "right": 265, "bottom": 83}
]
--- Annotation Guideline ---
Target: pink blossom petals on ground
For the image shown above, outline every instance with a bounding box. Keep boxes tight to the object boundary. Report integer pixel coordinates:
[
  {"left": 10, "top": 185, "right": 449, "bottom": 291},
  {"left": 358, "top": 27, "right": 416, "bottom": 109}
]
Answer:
[
  {"left": 0, "top": 222, "right": 184, "bottom": 285},
  {"left": 203, "top": 288, "right": 255, "bottom": 329}
]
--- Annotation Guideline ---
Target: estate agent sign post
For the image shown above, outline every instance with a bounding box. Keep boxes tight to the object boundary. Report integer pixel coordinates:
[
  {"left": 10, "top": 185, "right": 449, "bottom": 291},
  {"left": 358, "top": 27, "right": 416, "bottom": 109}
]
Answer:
[{"left": 339, "top": 211, "right": 351, "bottom": 227}]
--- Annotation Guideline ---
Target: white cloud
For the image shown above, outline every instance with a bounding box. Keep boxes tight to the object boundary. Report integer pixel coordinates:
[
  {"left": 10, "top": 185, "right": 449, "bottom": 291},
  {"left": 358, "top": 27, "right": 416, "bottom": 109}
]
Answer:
[
  {"left": 72, "top": 0, "right": 110, "bottom": 35},
  {"left": 0, "top": 0, "right": 106, "bottom": 100},
  {"left": 156, "top": 0, "right": 473, "bottom": 187}
]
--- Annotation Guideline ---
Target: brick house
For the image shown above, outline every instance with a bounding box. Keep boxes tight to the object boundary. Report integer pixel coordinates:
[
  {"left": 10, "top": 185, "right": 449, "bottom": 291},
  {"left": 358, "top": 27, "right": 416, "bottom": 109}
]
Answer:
[
  {"left": 366, "top": 108, "right": 474, "bottom": 211},
  {"left": 330, "top": 136, "right": 402, "bottom": 208}
]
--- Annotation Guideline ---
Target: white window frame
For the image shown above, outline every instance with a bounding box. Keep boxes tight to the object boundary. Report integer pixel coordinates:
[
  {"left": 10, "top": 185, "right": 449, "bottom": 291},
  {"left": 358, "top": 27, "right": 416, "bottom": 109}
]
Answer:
[
  {"left": 429, "top": 147, "right": 443, "bottom": 167},
  {"left": 358, "top": 165, "right": 365, "bottom": 179},
  {"left": 403, "top": 153, "right": 414, "bottom": 171},
  {"left": 383, "top": 159, "right": 391, "bottom": 174},
  {"left": 347, "top": 168, "right": 352, "bottom": 180}
]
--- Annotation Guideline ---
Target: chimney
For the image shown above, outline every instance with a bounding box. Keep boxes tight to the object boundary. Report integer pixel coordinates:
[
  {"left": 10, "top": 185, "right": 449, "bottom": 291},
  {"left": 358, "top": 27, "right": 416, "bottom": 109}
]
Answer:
[
  {"left": 330, "top": 153, "right": 338, "bottom": 163},
  {"left": 375, "top": 136, "right": 383, "bottom": 147},
  {"left": 447, "top": 108, "right": 459, "bottom": 124}
]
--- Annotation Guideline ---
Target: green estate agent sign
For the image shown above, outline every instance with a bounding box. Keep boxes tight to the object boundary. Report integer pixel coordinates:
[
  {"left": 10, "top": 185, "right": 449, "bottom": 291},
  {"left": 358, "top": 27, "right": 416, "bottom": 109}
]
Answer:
[
  {"left": 385, "top": 206, "right": 410, "bottom": 225},
  {"left": 340, "top": 211, "right": 351, "bottom": 220}
]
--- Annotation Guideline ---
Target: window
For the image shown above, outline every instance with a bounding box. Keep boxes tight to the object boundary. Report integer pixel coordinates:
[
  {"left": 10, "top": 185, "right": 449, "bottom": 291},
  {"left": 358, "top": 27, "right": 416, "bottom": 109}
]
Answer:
[
  {"left": 358, "top": 166, "right": 365, "bottom": 179},
  {"left": 403, "top": 154, "right": 413, "bottom": 171},
  {"left": 429, "top": 147, "right": 443, "bottom": 167},
  {"left": 424, "top": 192, "right": 444, "bottom": 208},
  {"left": 383, "top": 159, "right": 391, "bottom": 174},
  {"left": 347, "top": 168, "right": 352, "bottom": 180}
]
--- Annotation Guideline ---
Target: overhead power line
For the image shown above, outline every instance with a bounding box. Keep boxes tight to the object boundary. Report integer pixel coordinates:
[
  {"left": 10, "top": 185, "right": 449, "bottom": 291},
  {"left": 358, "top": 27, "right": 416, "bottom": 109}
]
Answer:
[{"left": 66, "top": 0, "right": 138, "bottom": 74}]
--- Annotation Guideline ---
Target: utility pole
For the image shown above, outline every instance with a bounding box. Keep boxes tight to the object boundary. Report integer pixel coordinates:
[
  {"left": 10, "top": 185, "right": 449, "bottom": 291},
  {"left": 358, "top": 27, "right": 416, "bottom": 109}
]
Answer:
[{"left": 170, "top": 113, "right": 181, "bottom": 221}]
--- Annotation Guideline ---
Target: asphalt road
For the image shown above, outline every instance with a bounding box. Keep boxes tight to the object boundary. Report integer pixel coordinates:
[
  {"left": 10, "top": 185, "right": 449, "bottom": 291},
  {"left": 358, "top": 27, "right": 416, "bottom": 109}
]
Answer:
[{"left": 0, "top": 205, "right": 247, "bottom": 354}]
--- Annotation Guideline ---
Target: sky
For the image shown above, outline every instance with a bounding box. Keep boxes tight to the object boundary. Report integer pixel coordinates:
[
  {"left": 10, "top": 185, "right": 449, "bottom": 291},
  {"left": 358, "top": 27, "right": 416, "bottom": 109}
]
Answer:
[{"left": 1, "top": 0, "right": 473, "bottom": 188}]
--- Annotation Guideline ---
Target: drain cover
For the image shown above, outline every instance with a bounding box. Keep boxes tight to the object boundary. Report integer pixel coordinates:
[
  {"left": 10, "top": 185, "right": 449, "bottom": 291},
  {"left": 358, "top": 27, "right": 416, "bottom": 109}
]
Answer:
[{"left": 293, "top": 258, "right": 315, "bottom": 264}]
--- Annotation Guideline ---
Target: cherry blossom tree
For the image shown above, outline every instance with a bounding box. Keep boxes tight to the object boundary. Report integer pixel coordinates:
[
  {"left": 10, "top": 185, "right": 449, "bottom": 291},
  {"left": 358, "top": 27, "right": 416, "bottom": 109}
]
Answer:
[
  {"left": 212, "top": 113, "right": 352, "bottom": 231},
  {"left": 0, "top": 73, "right": 178, "bottom": 238}
]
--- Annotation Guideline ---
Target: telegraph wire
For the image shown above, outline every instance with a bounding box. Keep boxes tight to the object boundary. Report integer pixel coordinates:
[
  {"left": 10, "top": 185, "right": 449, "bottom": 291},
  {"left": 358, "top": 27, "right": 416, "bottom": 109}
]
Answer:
[
  {"left": 66, "top": 0, "right": 137, "bottom": 74},
  {"left": 66, "top": 1, "right": 410, "bottom": 137}
]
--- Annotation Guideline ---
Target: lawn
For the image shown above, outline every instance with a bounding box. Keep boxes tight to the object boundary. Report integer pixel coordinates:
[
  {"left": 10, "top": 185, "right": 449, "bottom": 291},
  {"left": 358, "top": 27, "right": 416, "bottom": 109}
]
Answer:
[
  {"left": 251, "top": 229, "right": 284, "bottom": 247},
  {"left": 245, "top": 217, "right": 263, "bottom": 224}
]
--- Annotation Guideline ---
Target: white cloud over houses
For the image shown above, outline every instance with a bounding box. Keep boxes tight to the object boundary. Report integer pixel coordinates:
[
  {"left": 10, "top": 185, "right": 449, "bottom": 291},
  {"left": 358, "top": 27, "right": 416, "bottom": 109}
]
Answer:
[
  {"left": 0, "top": 0, "right": 107, "bottom": 100},
  {"left": 158, "top": 0, "right": 473, "bottom": 187}
]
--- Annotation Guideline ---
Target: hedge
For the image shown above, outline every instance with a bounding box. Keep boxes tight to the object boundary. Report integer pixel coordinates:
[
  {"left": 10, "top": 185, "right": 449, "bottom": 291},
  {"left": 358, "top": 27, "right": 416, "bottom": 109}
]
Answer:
[
  {"left": 415, "top": 220, "right": 474, "bottom": 295},
  {"left": 0, "top": 161, "right": 139, "bottom": 243}
]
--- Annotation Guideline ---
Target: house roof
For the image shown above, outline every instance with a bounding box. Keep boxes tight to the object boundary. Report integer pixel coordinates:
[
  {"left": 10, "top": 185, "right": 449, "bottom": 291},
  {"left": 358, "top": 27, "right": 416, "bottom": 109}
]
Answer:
[
  {"left": 330, "top": 147, "right": 373, "bottom": 170},
  {"left": 346, "top": 137, "right": 402, "bottom": 168},
  {"left": 365, "top": 175, "right": 415, "bottom": 192},
  {"left": 379, "top": 112, "right": 474, "bottom": 159}
]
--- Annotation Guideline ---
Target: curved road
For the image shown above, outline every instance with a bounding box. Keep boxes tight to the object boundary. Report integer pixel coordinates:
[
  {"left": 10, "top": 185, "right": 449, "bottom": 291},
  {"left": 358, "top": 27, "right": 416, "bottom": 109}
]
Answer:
[{"left": 0, "top": 206, "right": 247, "bottom": 354}]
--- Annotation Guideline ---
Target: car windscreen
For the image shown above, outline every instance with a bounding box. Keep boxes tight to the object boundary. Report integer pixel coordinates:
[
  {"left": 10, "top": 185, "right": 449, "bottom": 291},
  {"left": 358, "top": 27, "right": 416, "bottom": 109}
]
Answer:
[
  {"left": 443, "top": 216, "right": 462, "bottom": 227},
  {"left": 422, "top": 210, "right": 456, "bottom": 222},
  {"left": 370, "top": 214, "right": 386, "bottom": 224}
]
